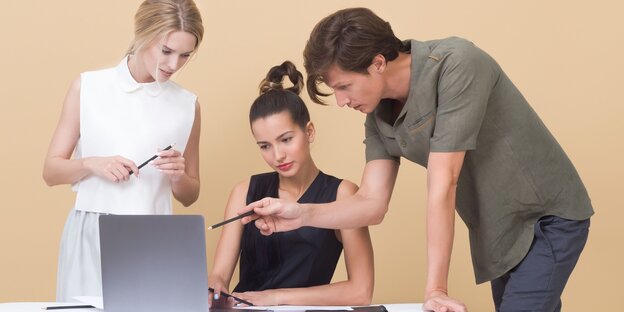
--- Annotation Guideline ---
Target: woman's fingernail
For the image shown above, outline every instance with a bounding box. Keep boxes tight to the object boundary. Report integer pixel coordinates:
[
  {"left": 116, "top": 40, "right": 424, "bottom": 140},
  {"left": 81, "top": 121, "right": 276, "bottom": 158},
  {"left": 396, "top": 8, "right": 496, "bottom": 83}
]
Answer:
[{"left": 214, "top": 293, "right": 219, "bottom": 300}]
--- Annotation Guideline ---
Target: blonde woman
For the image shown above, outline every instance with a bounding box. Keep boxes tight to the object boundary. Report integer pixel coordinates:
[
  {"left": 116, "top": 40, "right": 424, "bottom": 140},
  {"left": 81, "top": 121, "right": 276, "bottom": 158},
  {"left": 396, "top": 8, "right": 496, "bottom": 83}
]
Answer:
[{"left": 43, "top": 0, "right": 203, "bottom": 301}]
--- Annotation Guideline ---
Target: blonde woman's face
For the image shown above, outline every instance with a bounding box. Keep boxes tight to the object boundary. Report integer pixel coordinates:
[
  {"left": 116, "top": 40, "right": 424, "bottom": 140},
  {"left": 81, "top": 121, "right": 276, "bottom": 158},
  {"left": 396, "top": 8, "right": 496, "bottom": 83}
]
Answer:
[{"left": 138, "top": 30, "right": 197, "bottom": 83}]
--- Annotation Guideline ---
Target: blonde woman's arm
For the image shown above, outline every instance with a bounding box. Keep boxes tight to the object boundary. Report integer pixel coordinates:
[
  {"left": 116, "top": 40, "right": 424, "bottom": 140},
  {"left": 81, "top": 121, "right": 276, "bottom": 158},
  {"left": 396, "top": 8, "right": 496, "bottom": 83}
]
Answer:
[{"left": 43, "top": 76, "right": 139, "bottom": 186}]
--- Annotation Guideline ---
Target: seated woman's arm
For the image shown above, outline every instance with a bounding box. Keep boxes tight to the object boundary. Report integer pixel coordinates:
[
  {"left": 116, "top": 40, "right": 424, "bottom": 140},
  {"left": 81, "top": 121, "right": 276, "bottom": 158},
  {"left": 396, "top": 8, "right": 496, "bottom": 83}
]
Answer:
[{"left": 208, "top": 180, "right": 248, "bottom": 307}]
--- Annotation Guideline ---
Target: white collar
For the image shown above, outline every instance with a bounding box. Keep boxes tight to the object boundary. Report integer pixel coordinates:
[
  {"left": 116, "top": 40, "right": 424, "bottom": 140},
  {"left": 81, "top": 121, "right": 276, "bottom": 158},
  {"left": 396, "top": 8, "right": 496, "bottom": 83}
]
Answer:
[{"left": 116, "top": 55, "right": 170, "bottom": 95}]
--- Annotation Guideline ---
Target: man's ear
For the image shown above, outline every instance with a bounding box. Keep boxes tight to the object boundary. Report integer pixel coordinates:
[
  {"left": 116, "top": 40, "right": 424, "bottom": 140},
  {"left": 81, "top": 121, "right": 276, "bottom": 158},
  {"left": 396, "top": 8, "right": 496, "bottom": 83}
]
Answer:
[{"left": 370, "top": 54, "right": 387, "bottom": 73}]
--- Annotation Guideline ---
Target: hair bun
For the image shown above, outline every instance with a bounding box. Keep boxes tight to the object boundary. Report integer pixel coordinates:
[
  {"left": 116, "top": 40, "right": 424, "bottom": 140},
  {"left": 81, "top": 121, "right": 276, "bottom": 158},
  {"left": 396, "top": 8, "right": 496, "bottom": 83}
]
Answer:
[
  {"left": 259, "top": 61, "right": 304, "bottom": 96},
  {"left": 268, "top": 81, "right": 283, "bottom": 89}
]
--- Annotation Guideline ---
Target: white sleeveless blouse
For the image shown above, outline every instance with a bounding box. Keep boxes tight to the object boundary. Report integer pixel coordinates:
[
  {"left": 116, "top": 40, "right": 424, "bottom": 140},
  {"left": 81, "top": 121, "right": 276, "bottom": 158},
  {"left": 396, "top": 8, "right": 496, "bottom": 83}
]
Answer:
[{"left": 72, "top": 57, "right": 196, "bottom": 214}]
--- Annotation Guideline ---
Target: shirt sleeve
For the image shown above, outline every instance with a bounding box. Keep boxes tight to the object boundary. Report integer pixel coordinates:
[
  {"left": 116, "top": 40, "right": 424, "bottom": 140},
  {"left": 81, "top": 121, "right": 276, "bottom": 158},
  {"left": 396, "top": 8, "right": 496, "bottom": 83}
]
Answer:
[
  {"left": 430, "top": 42, "right": 499, "bottom": 152},
  {"left": 364, "top": 113, "right": 400, "bottom": 163}
]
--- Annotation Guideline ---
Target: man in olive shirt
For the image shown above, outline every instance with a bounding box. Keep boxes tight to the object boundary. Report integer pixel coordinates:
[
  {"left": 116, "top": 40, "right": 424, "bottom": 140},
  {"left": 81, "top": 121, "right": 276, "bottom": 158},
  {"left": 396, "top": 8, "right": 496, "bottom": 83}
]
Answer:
[{"left": 243, "top": 7, "right": 593, "bottom": 312}]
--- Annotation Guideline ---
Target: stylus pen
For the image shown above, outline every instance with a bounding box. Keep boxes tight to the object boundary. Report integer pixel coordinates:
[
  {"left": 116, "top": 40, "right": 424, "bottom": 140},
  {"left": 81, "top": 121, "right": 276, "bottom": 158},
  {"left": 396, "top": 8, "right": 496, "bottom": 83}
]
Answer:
[
  {"left": 209, "top": 287, "right": 254, "bottom": 306},
  {"left": 207, "top": 210, "right": 255, "bottom": 230},
  {"left": 42, "top": 304, "right": 95, "bottom": 310},
  {"left": 129, "top": 144, "right": 173, "bottom": 175}
]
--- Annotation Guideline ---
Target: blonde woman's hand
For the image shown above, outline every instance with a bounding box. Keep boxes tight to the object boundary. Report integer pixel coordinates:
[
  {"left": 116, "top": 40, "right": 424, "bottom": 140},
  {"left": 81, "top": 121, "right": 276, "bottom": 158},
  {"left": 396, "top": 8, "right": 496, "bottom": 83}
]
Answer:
[
  {"left": 83, "top": 156, "right": 139, "bottom": 183},
  {"left": 152, "top": 148, "right": 186, "bottom": 181}
]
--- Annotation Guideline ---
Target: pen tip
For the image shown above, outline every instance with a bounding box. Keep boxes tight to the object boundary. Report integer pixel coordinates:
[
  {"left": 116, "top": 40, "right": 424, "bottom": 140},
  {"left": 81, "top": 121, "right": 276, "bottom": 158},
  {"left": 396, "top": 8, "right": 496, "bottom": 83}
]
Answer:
[{"left": 207, "top": 226, "right": 213, "bottom": 230}]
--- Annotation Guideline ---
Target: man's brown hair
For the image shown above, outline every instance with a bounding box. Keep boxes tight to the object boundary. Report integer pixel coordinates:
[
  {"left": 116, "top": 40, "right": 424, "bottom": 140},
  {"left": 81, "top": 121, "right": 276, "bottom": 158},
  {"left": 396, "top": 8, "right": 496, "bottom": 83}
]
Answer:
[{"left": 303, "top": 7, "right": 406, "bottom": 104}]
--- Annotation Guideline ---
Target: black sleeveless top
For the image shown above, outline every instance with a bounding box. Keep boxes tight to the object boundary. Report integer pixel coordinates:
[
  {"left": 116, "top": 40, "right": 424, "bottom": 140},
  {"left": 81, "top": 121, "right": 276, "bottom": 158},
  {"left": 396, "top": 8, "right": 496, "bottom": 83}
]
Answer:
[{"left": 233, "top": 171, "right": 344, "bottom": 292}]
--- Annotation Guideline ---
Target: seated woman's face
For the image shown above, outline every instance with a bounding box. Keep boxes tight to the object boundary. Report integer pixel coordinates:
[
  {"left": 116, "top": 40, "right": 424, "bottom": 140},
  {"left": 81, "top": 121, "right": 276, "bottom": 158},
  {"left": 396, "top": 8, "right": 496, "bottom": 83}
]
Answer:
[{"left": 251, "top": 111, "right": 314, "bottom": 177}]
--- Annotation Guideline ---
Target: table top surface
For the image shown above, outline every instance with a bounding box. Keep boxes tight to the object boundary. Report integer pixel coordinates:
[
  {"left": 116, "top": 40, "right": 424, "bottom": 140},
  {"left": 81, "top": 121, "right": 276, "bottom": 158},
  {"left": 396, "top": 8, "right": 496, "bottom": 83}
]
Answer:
[{"left": 0, "top": 302, "right": 424, "bottom": 312}]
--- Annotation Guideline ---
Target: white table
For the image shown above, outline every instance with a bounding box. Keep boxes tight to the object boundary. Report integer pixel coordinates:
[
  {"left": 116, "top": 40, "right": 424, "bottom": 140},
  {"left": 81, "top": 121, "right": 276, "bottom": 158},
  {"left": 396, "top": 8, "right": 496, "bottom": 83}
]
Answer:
[
  {"left": 0, "top": 302, "right": 423, "bottom": 312},
  {"left": 378, "top": 304, "right": 424, "bottom": 311},
  {"left": 0, "top": 302, "right": 98, "bottom": 311}
]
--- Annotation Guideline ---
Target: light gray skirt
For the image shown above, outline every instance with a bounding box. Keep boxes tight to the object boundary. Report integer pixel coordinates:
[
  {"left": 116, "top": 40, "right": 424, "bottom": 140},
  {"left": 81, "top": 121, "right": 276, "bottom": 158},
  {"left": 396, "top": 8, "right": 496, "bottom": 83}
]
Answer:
[{"left": 56, "top": 209, "right": 104, "bottom": 302}]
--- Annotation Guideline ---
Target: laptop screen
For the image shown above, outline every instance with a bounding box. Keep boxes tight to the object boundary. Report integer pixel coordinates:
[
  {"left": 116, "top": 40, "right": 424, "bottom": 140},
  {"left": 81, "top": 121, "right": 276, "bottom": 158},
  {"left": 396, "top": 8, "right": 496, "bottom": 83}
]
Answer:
[{"left": 99, "top": 215, "right": 209, "bottom": 312}]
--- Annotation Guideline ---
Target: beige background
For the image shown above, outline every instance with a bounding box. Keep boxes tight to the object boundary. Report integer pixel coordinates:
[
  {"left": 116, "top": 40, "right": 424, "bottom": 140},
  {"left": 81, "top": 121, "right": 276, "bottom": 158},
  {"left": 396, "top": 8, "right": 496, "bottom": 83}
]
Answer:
[{"left": 1, "top": 0, "right": 622, "bottom": 310}]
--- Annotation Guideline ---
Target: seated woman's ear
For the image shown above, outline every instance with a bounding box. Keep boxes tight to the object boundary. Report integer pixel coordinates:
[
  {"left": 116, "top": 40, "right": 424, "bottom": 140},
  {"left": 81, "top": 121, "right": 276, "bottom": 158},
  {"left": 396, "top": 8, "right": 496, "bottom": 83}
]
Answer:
[{"left": 306, "top": 121, "right": 316, "bottom": 143}]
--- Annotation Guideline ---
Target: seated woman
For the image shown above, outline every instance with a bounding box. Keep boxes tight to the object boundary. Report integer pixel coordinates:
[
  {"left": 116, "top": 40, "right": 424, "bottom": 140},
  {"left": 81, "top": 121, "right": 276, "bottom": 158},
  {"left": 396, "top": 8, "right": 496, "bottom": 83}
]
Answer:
[{"left": 208, "top": 61, "right": 374, "bottom": 307}]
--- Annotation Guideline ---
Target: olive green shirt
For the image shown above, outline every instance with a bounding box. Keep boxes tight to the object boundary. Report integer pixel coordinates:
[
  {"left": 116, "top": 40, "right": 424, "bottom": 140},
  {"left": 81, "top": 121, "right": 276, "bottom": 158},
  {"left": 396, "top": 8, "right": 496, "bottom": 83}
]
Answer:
[{"left": 364, "top": 37, "right": 594, "bottom": 283}]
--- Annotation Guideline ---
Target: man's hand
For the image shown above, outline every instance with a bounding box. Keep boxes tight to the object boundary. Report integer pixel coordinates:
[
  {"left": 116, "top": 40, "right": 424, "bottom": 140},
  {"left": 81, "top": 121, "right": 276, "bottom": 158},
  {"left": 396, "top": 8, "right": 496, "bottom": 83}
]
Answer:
[
  {"left": 238, "top": 197, "right": 306, "bottom": 235},
  {"left": 423, "top": 291, "right": 467, "bottom": 312}
]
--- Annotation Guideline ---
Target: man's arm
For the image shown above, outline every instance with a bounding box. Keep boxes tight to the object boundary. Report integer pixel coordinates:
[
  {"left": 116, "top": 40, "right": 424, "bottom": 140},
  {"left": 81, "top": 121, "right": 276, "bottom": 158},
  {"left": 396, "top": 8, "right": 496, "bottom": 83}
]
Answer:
[
  {"left": 242, "top": 159, "right": 399, "bottom": 233},
  {"left": 423, "top": 151, "right": 467, "bottom": 312}
]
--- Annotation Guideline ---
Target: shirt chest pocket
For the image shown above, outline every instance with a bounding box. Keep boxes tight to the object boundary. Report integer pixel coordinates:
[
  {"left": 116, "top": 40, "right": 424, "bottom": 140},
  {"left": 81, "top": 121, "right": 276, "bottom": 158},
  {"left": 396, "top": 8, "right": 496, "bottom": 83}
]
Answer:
[
  {"left": 401, "top": 110, "right": 436, "bottom": 166},
  {"left": 378, "top": 134, "right": 403, "bottom": 159}
]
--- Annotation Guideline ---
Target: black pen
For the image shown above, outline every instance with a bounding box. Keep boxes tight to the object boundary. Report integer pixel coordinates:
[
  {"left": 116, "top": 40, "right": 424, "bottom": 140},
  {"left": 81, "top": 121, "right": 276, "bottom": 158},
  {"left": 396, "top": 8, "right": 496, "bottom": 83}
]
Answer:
[
  {"left": 42, "top": 304, "right": 95, "bottom": 310},
  {"left": 207, "top": 210, "right": 255, "bottom": 230},
  {"left": 129, "top": 144, "right": 173, "bottom": 175},
  {"left": 209, "top": 287, "right": 254, "bottom": 306}
]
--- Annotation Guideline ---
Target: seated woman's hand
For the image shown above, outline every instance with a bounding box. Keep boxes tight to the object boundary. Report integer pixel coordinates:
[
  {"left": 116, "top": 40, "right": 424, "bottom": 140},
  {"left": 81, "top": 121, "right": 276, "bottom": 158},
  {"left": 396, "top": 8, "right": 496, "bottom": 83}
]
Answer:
[
  {"left": 208, "top": 277, "right": 235, "bottom": 308},
  {"left": 232, "top": 289, "right": 278, "bottom": 306}
]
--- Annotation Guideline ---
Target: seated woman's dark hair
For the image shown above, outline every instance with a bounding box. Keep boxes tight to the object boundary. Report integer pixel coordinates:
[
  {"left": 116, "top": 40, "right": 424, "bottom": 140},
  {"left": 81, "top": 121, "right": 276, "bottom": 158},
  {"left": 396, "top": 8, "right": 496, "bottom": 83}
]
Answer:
[{"left": 250, "top": 61, "right": 310, "bottom": 129}]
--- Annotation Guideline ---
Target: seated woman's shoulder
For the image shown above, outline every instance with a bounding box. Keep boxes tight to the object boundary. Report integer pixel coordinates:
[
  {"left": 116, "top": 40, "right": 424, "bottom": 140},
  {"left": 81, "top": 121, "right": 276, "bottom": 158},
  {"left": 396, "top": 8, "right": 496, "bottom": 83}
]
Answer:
[{"left": 337, "top": 179, "right": 359, "bottom": 198}]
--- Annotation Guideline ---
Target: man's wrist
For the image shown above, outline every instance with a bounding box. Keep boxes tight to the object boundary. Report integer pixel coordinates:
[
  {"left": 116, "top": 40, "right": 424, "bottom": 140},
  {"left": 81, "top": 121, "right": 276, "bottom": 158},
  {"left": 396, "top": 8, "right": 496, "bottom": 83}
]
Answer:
[
  {"left": 300, "top": 203, "right": 311, "bottom": 227},
  {"left": 425, "top": 287, "right": 448, "bottom": 299}
]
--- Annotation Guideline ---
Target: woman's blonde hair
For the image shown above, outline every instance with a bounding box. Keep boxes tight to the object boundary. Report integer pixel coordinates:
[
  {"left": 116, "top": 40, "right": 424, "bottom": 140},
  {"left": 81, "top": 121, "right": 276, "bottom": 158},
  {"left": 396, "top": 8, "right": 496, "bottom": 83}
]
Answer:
[{"left": 127, "top": 0, "right": 204, "bottom": 55}]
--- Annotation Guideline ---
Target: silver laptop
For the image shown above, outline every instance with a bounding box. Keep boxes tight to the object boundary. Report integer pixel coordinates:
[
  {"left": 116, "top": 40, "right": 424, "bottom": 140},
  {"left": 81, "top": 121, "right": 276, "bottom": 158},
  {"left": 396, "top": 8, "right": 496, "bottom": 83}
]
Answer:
[{"left": 99, "top": 215, "right": 209, "bottom": 312}]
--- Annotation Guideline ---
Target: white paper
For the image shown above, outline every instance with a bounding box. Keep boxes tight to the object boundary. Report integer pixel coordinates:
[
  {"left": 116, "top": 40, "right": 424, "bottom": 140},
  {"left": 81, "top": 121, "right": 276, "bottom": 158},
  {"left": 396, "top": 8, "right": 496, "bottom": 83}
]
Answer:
[
  {"left": 380, "top": 303, "right": 424, "bottom": 311},
  {"left": 72, "top": 296, "right": 104, "bottom": 310}
]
